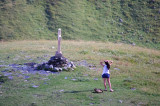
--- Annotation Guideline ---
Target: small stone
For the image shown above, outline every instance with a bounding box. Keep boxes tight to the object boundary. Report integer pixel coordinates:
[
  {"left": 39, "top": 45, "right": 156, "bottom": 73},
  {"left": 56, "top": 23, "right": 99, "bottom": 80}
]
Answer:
[
  {"left": 32, "top": 85, "right": 39, "bottom": 88},
  {"left": 59, "top": 68, "right": 62, "bottom": 71},
  {"left": 109, "top": 99, "right": 112, "bottom": 101},
  {"left": 71, "top": 78, "right": 77, "bottom": 81},
  {"left": 131, "top": 43, "right": 136, "bottom": 46},
  {"left": 94, "top": 78, "right": 98, "bottom": 80},
  {"left": 44, "top": 64, "right": 49, "bottom": 70},
  {"left": 114, "top": 68, "right": 120, "bottom": 71},
  {"left": 59, "top": 89, "right": 64, "bottom": 92},
  {"left": 33, "top": 64, "right": 38, "bottom": 68},
  {"left": 49, "top": 65, "right": 53, "bottom": 70},
  {"left": 31, "top": 102, "right": 37, "bottom": 106},
  {"left": 46, "top": 71, "right": 50, "bottom": 73},
  {"left": 118, "top": 100, "right": 123, "bottom": 103},
  {"left": 89, "top": 103, "right": 94, "bottom": 105},
  {"left": 44, "top": 82, "right": 48, "bottom": 85},
  {"left": 65, "top": 77, "right": 67, "bottom": 79},
  {"left": 63, "top": 67, "right": 68, "bottom": 71},
  {"left": 53, "top": 67, "right": 59, "bottom": 72},
  {"left": 68, "top": 64, "right": 72, "bottom": 68},
  {"left": 131, "top": 88, "right": 136, "bottom": 90},
  {"left": 119, "top": 18, "right": 123, "bottom": 23}
]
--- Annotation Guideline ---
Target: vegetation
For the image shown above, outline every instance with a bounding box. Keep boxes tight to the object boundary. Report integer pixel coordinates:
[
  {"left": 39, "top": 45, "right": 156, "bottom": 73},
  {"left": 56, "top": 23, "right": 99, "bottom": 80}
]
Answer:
[
  {"left": 0, "top": 0, "right": 160, "bottom": 49},
  {"left": 0, "top": 40, "right": 160, "bottom": 105}
]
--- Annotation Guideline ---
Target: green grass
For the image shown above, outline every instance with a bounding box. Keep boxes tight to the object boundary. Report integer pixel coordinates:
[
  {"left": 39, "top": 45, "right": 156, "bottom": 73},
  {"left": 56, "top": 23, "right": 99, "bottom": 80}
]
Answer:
[
  {"left": 0, "top": 0, "right": 160, "bottom": 49},
  {"left": 0, "top": 40, "right": 160, "bottom": 106}
]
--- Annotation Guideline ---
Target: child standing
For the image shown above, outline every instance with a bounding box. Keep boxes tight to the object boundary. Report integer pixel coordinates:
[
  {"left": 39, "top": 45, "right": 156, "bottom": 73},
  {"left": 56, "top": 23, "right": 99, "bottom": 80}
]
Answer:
[{"left": 100, "top": 60, "right": 114, "bottom": 92}]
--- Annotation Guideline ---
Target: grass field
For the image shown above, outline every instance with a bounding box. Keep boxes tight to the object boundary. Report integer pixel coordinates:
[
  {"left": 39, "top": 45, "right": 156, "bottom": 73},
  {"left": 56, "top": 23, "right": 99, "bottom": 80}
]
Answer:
[{"left": 0, "top": 40, "right": 160, "bottom": 106}]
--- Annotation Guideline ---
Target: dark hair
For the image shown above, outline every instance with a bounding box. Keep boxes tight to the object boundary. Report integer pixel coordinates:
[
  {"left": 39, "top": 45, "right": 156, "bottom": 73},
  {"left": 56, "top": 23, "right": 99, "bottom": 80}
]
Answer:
[{"left": 105, "top": 61, "right": 110, "bottom": 69}]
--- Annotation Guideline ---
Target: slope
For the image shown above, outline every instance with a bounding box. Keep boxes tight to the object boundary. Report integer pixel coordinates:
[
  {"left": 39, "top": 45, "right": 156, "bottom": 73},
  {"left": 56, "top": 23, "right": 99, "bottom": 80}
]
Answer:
[{"left": 0, "top": 0, "right": 160, "bottom": 49}]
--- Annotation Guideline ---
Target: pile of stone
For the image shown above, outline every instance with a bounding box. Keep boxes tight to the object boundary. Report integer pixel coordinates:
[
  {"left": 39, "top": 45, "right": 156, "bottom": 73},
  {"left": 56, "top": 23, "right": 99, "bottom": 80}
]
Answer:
[
  {"left": 36, "top": 55, "right": 76, "bottom": 72},
  {"left": 36, "top": 28, "right": 76, "bottom": 72}
]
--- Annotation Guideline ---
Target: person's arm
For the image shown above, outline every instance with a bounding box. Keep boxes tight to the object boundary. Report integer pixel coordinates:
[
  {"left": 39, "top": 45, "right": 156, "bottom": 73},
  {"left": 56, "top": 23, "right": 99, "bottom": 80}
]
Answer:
[
  {"left": 104, "top": 60, "right": 113, "bottom": 65},
  {"left": 109, "top": 61, "right": 113, "bottom": 65},
  {"left": 100, "top": 60, "right": 104, "bottom": 67}
]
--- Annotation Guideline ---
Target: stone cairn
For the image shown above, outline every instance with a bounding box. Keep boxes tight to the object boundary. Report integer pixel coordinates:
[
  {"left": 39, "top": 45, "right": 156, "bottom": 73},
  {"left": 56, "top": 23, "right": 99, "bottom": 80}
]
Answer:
[{"left": 37, "top": 28, "right": 76, "bottom": 72}]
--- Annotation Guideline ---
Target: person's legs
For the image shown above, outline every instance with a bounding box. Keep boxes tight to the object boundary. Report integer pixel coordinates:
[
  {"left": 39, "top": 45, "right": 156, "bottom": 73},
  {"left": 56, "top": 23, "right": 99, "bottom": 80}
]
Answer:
[
  {"left": 107, "top": 78, "right": 114, "bottom": 92},
  {"left": 103, "top": 78, "right": 107, "bottom": 90}
]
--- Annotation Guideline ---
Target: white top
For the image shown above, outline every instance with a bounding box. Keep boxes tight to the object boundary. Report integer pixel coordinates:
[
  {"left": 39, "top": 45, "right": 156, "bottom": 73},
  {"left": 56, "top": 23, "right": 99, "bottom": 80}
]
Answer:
[{"left": 102, "top": 65, "right": 110, "bottom": 75}]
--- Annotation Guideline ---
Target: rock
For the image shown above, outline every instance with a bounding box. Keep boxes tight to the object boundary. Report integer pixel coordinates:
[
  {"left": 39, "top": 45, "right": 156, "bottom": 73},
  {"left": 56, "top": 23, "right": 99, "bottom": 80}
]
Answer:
[
  {"left": 67, "top": 63, "right": 72, "bottom": 68},
  {"left": 46, "top": 71, "right": 50, "bottom": 73},
  {"left": 49, "top": 65, "right": 53, "bottom": 70},
  {"left": 119, "top": 18, "right": 123, "bottom": 23},
  {"left": 43, "top": 82, "right": 48, "bottom": 85},
  {"left": 44, "top": 64, "right": 49, "bottom": 70},
  {"left": 30, "top": 102, "right": 37, "bottom": 106},
  {"left": 94, "top": 78, "right": 98, "bottom": 80},
  {"left": 64, "top": 77, "right": 67, "bottom": 79},
  {"left": 33, "top": 64, "right": 38, "bottom": 68},
  {"left": 70, "top": 61, "right": 76, "bottom": 68},
  {"left": 32, "top": 85, "right": 39, "bottom": 88},
  {"left": 63, "top": 67, "right": 68, "bottom": 71},
  {"left": 131, "top": 43, "right": 136, "bottom": 46},
  {"left": 118, "top": 100, "right": 123, "bottom": 103},
  {"left": 22, "top": 66, "right": 28, "bottom": 70},
  {"left": 71, "top": 78, "right": 77, "bottom": 81},
  {"left": 59, "top": 68, "right": 62, "bottom": 71},
  {"left": 89, "top": 103, "right": 94, "bottom": 105},
  {"left": 53, "top": 67, "right": 59, "bottom": 72},
  {"left": 114, "top": 68, "right": 120, "bottom": 71},
  {"left": 59, "top": 89, "right": 64, "bottom": 92},
  {"left": 131, "top": 88, "right": 136, "bottom": 90}
]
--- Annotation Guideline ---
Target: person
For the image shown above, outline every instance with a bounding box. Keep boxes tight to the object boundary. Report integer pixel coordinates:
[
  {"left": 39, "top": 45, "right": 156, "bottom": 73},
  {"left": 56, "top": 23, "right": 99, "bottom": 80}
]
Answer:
[{"left": 100, "top": 60, "right": 114, "bottom": 92}]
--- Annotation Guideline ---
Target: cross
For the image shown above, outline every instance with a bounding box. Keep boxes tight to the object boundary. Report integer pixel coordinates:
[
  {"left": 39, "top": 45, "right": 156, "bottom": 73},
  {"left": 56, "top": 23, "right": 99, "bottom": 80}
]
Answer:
[{"left": 55, "top": 28, "right": 62, "bottom": 57}]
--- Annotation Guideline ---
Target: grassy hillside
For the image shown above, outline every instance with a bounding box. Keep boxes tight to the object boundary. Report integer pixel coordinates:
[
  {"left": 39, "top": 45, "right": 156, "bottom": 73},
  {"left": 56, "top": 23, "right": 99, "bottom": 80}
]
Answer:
[
  {"left": 0, "top": 40, "right": 160, "bottom": 105},
  {"left": 0, "top": 0, "right": 160, "bottom": 49}
]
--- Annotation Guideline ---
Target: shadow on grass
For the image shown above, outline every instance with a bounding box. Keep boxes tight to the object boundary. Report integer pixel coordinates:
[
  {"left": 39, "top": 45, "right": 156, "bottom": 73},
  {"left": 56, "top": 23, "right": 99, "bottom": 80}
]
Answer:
[{"left": 64, "top": 90, "right": 103, "bottom": 94}]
